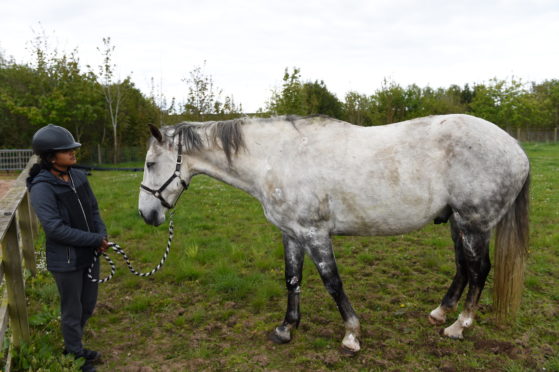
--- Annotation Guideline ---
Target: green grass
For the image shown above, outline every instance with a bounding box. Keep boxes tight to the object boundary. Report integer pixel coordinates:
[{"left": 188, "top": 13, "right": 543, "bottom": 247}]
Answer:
[{"left": 8, "top": 143, "right": 559, "bottom": 371}]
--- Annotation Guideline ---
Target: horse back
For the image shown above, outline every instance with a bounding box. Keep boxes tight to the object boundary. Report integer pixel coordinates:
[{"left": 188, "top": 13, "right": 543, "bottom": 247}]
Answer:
[{"left": 254, "top": 115, "right": 528, "bottom": 236}]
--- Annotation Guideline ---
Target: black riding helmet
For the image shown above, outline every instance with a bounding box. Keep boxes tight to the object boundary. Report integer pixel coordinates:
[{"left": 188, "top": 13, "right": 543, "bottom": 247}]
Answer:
[{"left": 32, "top": 124, "right": 81, "bottom": 155}]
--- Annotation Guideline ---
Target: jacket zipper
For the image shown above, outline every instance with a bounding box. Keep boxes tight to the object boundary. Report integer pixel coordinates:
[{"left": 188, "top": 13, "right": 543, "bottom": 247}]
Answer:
[
  {"left": 69, "top": 173, "right": 91, "bottom": 232},
  {"left": 66, "top": 172, "right": 91, "bottom": 264}
]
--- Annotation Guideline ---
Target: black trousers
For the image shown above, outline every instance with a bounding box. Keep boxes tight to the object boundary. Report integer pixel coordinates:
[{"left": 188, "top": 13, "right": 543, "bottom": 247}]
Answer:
[{"left": 51, "top": 260, "right": 99, "bottom": 354}]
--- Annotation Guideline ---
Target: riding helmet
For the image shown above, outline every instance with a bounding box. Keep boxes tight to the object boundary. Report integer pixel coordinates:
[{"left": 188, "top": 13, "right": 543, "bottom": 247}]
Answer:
[{"left": 32, "top": 124, "right": 81, "bottom": 155}]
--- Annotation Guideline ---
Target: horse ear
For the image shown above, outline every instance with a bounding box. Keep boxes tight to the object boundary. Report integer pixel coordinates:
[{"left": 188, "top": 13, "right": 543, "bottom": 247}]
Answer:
[{"left": 148, "top": 124, "right": 163, "bottom": 142}]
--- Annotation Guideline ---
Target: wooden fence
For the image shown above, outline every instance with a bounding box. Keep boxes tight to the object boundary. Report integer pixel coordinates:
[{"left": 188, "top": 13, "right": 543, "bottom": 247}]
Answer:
[
  {"left": 506, "top": 127, "right": 559, "bottom": 143},
  {"left": 0, "top": 156, "right": 38, "bottom": 372}
]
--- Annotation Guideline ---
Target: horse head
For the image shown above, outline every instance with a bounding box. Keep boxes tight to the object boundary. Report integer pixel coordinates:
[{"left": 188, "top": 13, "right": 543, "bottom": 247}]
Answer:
[{"left": 138, "top": 124, "right": 191, "bottom": 226}]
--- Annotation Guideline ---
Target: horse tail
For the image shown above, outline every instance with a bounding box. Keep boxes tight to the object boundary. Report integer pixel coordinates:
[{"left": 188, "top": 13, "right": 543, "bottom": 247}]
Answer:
[{"left": 493, "top": 172, "right": 530, "bottom": 321}]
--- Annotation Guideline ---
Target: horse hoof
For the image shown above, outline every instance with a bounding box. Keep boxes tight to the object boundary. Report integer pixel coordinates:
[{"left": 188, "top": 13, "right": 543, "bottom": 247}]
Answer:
[
  {"left": 340, "top": 345, "right": 359, "bottom": 357},
  {"left": 428, "top": 314, "right": 445, "bottom": 325},
  {"left": 439, "top": 327, "right": 464, "bottom": 340},
  {"left": 341, "top": 333, "right": 360, "bottom": 354},
  {"left": 446, "top": 334, "right": 464, "bottom": 340},
  {"left": 268, "top": 328, "right": 291, "bottom": 344},
  {"left": 429, "top": 307, "right": 447, "bottom": 325}
]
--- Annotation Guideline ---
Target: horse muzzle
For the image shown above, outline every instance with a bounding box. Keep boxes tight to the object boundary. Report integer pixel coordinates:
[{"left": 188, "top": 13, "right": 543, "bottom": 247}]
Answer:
[{"left": 138, "top": 207, "right": 165, "bottom": 226}]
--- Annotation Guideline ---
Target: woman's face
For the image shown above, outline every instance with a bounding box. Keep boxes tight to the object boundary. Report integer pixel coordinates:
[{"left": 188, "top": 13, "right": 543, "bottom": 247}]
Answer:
[{"left": 53, "top": 149, "right": 77, "bottom": 167}]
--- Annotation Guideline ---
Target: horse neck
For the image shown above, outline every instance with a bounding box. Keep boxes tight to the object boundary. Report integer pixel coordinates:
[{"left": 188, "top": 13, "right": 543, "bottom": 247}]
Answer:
[{"left": 188, "top": 144, "right": 263, "bottom": 200}]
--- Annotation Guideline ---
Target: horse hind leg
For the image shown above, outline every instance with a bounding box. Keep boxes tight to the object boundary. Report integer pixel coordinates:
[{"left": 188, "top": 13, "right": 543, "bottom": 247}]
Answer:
[
  {"left": 442, "top": 228, "right": 491, "bottom": 339},
  {"left": 429, "top": 220, "right": 469, "bottom": 325}
]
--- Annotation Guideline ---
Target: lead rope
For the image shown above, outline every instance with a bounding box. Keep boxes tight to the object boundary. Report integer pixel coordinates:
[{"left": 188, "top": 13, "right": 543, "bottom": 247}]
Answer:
[{"left": 88, "top": 212, "right": 175, "bottom": 283}]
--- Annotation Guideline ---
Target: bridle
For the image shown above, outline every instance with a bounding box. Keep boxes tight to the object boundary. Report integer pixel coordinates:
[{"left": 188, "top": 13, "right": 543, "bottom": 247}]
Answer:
[{"left": 140, "top": 132, "right": 189, "bottom": 209}]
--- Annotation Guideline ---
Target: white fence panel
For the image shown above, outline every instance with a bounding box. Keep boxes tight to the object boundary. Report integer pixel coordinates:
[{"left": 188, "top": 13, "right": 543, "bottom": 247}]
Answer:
[{"left": 0, "top": 150, "right": 34, "bottom": 171}]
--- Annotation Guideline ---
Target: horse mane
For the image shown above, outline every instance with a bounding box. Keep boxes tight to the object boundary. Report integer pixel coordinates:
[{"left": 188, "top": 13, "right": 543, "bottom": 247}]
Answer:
[
  {"left": 172, "top": 119, "right": 246, "bottom": 164},
  {"left": 164, "top": 115, "right": 334, "bottom": 163}
]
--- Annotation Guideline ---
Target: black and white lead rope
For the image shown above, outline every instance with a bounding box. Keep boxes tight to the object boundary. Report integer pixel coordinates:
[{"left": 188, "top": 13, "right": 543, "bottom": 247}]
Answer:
[{"left": 87, "top": 213, "right": 175, "bottom": 283}]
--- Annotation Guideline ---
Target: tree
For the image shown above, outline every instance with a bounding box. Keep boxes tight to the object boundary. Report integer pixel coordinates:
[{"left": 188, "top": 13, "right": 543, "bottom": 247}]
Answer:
[
  {"left": 301, "top": 80, "right": 343, "bottom": 119},
  {"left": 97, "top": 37, "right": 128, "bottom": 163},
  {"left": 149, "top": 76, "right": 176, "bottom": 126},
  {"left": 369, "top": 79, "right": 408, "bottom": 124},
  {"left": 0, "top": 46, "right": 6, "bottom": 66},
  {"left": 0, "top": 33, "right": 104, "bottom": 150},
  {"left": 267, "top": 67, "right": 306, "bottom": 115},
  {"left": 119, "top": 79, "right": 159, "bottom": 147},
  {"left": 468, "top": 78, "right": 538, "bottom": 128},
  {"left": 267, "top": 67, "right": 343, "bottom": 118},
  {"left": 0, "top": 33, "right": 164, "bottom": 161},
  {"left": 343, "top": 91, "right": 372, "bottom": 126},
  {"left": 531, "top": 80, "right": 559, "bottom": 128},
  {"left": 182, "top": 61, "right": 242, "bottom": 121}
]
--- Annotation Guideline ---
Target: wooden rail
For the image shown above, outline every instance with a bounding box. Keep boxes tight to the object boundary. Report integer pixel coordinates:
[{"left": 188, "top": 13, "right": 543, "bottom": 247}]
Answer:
[{"left": 0, "top": 156, "right": 39, "bottom": 371}]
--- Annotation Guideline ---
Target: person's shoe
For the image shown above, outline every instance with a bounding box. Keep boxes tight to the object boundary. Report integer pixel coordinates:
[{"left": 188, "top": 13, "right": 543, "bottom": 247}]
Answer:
[
  {"left": 81, "top": 349, "right": 102, "bottom": 364},
  {"left": 80, "top": 360, "right": 96, "bottom": 372},
  {"left": 63, "top": 349, "right": 102, "bottom": 364}
]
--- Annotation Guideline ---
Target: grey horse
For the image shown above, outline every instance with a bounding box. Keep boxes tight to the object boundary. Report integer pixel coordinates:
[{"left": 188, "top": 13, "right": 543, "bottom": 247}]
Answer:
[{"left": 138, "top": 114, "right": 530, "bottom": 353}]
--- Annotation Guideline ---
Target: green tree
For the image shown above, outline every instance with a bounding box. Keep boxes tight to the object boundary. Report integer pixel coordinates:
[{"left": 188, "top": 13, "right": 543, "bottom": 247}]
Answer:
[
  {"left": 119, "top": 79, "right": 159, "bottom": 147},
  {"left": 531, "top": 80, "right": 559, "bottom": 128},
  {"left": 267, "top": 67, "right": 342, "bottom": 118},
  {"left": 0, "top": 35, "right": 104, "bottom": 150},
  {"left": 1, "top": 33, "right": 162, "bottom": 161},
  {"left": 343, "top": 91, "right": 373, "bottom": 126},
  {"left": 369, "top": 79, "right": 407, "bottom": 124},
  {"left": 0, "top": 63, "right": 42, "bottom": 147},
  {"left": 267, "top": 67, "right": 306, "bottom": 115},
  {"left": 469, "top": 78, "right": 540, "bottom": 128},
  {"left": 43, "top": 52, "right": 104, "bottom": 143},
  {"left": 182, "top": 61, "right": 242, "bottom": 121},
  {"left": 301, "top": 80, "right": 343, "bottom": 118}
]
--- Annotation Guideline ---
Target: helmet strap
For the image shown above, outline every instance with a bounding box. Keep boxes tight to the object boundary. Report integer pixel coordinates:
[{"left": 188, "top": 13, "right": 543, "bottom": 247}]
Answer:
[{"left": 51, "top": 165, "right": 70, "bottom": 176}]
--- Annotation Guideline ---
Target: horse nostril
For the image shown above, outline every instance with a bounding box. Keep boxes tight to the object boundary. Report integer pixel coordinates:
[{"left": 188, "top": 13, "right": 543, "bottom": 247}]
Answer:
[
  {"left": 139, "top": 210, "right": 144, "bottom": 218},
  {"left": 149, "top": 210, "right": 159, "bottom": 225}
]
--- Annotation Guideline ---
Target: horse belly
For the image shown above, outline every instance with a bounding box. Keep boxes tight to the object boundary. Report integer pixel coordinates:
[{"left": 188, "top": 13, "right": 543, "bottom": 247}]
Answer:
[{"left": 330, "top": 193, "right": 447, "bottom": 236}]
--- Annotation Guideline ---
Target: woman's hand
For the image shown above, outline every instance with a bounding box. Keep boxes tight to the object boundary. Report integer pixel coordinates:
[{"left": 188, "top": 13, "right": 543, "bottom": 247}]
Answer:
[{"left": 98, "top": 239, "right": 111, "bottom": 253}]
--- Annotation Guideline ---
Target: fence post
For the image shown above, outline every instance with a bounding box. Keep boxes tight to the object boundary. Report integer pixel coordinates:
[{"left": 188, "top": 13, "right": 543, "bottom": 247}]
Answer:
[
  {"left": 97, "top": 143, "right": 102, "bottom": 164},
  {"left": 16, "top": 193, "right": 37, "bottom": 276},
  {"left": 27, "top": 195, "right": 39, "bottom": 239},
  {"left": 1, "top": 220, "right": 30, "bottom": 347},
  {"left": 554, "top": 127, "right": 557, "bottom": 143}
]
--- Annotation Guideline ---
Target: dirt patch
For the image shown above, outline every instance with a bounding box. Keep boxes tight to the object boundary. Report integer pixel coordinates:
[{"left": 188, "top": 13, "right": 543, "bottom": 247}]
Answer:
[
  {"left": 474, "top": 339, "right": 517, "bottom": 358},
  {"left": 0, "top": 180, "right": 16, "bottom": 199}
]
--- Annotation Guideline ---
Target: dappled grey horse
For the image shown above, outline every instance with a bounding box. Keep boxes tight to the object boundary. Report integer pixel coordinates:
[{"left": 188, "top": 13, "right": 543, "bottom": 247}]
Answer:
[{"left": 138, "top": 114, "right": 530, "bottom": 353}]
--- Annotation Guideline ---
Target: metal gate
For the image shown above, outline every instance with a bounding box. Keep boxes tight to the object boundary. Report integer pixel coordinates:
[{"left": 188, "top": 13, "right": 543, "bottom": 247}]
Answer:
[{"left": 0, "top": 150, "right": 34, "bottom": 171}]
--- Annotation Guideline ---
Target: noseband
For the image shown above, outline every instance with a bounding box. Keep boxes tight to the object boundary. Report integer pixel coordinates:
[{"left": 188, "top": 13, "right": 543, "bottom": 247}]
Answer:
[{"left": 140, "top": 133, "right": 189, "bottom": 209}]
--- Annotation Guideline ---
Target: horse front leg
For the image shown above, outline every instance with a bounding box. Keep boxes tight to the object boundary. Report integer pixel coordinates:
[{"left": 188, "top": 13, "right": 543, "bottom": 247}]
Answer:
[
  {"left": 269, "top": 233, "right": 304, "bottom": 344},
  {"left": 307, "top": 234, "right": 361, "bottom": 353}
]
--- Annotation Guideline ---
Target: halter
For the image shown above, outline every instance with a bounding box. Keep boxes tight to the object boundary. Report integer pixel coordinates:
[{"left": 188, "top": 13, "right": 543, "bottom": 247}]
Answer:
[{"left": 140, "top": 132, "right": 189, "bottom": 209}]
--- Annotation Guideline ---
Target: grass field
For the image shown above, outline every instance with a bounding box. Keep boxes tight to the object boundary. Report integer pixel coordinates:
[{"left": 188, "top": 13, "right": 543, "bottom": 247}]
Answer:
[{"left": 9, "top": 143, "right": 559, "bottom": 371}]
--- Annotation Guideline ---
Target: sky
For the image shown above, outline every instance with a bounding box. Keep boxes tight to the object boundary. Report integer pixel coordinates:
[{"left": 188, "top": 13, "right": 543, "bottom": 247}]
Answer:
[{"left": 1, "top": 0, "right": 558, "bottom": 112}]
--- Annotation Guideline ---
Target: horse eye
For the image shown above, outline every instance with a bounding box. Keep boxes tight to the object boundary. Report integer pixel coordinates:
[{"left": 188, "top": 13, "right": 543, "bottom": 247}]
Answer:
[{"left": 146, "top": 162, "right": 156, "bottom": 169}]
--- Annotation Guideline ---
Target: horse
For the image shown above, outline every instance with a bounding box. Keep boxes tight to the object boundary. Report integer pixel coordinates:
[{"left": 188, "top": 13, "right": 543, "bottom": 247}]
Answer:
[{"left": 138, "top": 114, "right": 530, "bottom": 353}]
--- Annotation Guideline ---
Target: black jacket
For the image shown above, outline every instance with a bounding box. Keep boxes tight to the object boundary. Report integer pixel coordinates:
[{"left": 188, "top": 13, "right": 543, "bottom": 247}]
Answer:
[{"left": 28, "top": 168, "right": 107, "bottom": 272}]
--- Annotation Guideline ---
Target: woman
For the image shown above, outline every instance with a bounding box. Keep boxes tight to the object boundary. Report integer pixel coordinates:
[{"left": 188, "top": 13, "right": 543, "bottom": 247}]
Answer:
[{"left": 27, "top": 124, "right": 109, "bottom": 372}]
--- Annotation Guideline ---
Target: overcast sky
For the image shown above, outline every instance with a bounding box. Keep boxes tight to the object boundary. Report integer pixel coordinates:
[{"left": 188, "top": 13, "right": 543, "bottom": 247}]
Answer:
[{"left": 1, "top": 0, "right": 558, "bottom": 112}]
